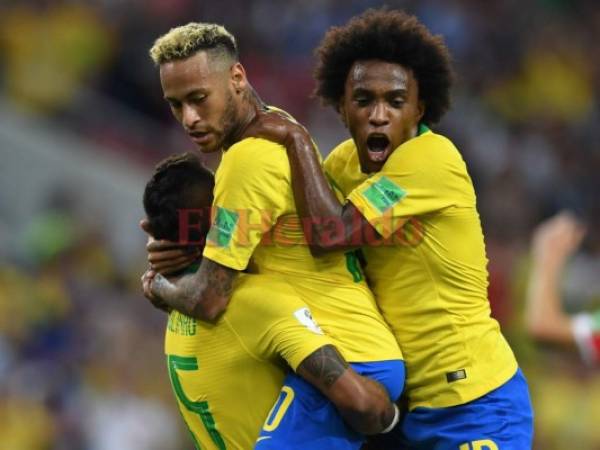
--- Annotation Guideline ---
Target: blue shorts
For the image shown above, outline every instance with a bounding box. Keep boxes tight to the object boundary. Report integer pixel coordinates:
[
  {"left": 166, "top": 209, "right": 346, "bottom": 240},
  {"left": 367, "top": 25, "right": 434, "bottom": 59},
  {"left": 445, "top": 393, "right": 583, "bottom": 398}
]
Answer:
[
  {"left": 370, "top": 368, "right": 533, "bottom": 450},
  {"left": 254, "top": 359, "right": 405, "bottom": 450}
]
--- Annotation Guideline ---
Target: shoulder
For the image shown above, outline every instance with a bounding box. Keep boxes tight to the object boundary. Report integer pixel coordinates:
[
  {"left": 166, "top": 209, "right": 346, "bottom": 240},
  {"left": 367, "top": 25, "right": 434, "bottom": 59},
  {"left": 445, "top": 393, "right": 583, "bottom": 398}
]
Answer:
[
  {"left": 324, "top": 139, "right": 356, "bottom": 171},
  {"left": 219, "top": 137, "right": 289, "bottom": 180},
  {"left": 324, "top": 138, "right": 358, "bottom": 185},
  {"left": 385, "top": 130, "right": 464, "bottom": 172},
  {"left": 227, "top": 137, "right": 287, "bottom": 162},
  {"left": 399, "top": 130, "right": 459, "bottom": 160}
]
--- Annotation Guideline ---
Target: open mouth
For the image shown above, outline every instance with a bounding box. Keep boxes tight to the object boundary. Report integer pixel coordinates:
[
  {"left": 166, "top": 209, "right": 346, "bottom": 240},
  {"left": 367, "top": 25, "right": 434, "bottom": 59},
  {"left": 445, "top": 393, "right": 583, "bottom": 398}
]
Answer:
[
  {"left": 189, "top": 131, "right": 212, "bottom": 145},
  {"left": 366, "top": 134, "right": 392, "bottom": 163}
]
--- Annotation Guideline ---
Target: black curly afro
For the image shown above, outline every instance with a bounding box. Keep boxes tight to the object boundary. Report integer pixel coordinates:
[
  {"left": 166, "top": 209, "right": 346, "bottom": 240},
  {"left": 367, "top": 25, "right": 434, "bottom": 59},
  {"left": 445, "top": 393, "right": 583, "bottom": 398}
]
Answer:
[{"left": 314, "top": 8, "right": 453, "bottom": 125}]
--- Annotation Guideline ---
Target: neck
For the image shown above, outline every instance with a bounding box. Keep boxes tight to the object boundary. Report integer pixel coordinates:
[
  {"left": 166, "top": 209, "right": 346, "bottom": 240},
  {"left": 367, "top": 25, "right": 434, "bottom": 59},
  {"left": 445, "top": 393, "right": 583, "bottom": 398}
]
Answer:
[{"left": 223, "top": 84, "right": 266, "bottom": 150}]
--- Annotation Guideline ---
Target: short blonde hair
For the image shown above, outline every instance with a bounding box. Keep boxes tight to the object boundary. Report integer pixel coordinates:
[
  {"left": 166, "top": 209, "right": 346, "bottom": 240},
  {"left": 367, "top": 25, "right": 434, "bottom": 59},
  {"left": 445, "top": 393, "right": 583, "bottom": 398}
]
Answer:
[{"left": 149, "top": 22, "right": 237, "bottom": 65}]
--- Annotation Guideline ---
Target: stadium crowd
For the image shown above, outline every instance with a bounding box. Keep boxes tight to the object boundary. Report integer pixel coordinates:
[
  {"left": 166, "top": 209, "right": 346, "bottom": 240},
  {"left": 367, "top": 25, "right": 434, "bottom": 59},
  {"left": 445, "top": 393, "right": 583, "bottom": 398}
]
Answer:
[{"left": 0, "top": 0, "right": 599, "bottom": 448}]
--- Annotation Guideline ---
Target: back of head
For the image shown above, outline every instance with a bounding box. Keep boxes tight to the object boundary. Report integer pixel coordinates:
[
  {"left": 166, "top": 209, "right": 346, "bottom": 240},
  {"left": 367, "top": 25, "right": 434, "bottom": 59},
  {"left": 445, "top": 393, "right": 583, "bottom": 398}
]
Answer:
[
  {"left": 314, "top": 8, "right": 453, "bottom": 125},
  {"left": 149, "top": 22, "right": 238, "bottom": 67},
  {"left": 143, "top": 153, "right": 214, "bottom": 244}
]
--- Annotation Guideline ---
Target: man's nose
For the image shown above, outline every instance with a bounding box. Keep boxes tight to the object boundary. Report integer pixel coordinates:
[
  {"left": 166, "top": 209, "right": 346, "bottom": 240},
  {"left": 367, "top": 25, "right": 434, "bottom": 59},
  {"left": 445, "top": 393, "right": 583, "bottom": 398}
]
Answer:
[
  {"left": 182, "top": 103, "right": 201, "bottom": 129},
  {"left": 369, "top": 103, "right": 389, "bottom": 127}
]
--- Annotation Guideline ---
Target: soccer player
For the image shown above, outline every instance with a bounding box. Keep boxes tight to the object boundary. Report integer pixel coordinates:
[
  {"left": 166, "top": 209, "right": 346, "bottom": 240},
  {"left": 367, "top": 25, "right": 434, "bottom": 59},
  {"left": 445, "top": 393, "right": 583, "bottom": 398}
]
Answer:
[
  {"left": 141, "top": 152, "right": 399, "bottom": 449},
  {"left": 242, "top": 9, "right": 534, "bottom": 450},
  {"left": 142, "top": 23, "right": 405, "bottom": 449},
  {"left": 526, "top": 211, "right": 600, "bottom": 365}
]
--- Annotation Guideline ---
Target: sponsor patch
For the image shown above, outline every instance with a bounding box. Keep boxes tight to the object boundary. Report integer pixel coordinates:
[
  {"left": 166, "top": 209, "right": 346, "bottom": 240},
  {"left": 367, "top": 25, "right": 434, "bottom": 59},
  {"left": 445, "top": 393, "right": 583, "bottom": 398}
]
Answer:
[
  {"left": 362, "top": 176, "right": 406, "bottom": 213},
  {"left": 207, "top": 206, "right": 239, "bottom": 247},
  {"left": 293, "top": 307, "right": 324, "bottom": 335},
  {"left": 446, "top": 369, "right": 467, "bottom": 383}
]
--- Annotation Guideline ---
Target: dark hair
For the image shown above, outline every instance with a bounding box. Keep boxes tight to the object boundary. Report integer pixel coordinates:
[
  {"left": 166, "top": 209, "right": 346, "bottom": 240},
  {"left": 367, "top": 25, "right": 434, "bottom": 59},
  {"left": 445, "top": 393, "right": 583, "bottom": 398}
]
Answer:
[
  {"left": 314, "top": 8, "right": 453, "bottom": 125},
  {"left": 143, "top": 153, "right": 214, "bottom": 243}
]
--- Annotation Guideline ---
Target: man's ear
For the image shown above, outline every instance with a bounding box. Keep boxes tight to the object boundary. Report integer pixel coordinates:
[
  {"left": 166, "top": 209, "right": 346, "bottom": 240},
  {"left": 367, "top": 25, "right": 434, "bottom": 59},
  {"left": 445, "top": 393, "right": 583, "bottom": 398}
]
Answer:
[
  {"left": 230, "top": 62, "right": 247, "bottom": 93},
  {"left": 417, "top": 100, "right": 425, "bottom": 123}
]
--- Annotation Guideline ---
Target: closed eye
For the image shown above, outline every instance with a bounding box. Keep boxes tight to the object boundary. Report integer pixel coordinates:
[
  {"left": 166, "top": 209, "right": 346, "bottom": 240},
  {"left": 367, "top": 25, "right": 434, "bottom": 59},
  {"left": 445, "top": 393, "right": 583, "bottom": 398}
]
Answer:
[
  {"left": 190, "top": 95, "right": 206, "bottom": 105},
  {"left": 167, "top": 99, "right": 182, "bottom": 110},
  {"left": 353, "top": 96, "right": 371, "bottom": 107}
]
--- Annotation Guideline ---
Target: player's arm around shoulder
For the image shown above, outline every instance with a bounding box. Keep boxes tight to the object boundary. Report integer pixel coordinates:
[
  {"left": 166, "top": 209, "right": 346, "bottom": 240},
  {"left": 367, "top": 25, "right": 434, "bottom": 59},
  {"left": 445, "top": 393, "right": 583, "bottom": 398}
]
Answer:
[
  {"left": 296, "top": 345, "right": 399, "bottom": 435},
  {"left": 143, "top": 256, "right": 238, "bottom": 322}
]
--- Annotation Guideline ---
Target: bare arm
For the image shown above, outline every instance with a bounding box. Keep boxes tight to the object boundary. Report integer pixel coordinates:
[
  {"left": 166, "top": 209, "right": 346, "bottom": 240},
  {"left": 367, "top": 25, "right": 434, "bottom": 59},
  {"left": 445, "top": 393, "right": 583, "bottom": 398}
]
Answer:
[
  {"left": 296, "top": 345, "right": 398, "bottom": 435},
  {"left": 525, "top": 212, "right": 586, "bottom": 347},
  {"left": 240, "top": 111, "right": 384, "bottom": 254},
  {"left": 287, "top": 131, "right": 382, "bottom": 254},
  {"left": 143, "top": 257, "right": 237, "bottom": 322}
]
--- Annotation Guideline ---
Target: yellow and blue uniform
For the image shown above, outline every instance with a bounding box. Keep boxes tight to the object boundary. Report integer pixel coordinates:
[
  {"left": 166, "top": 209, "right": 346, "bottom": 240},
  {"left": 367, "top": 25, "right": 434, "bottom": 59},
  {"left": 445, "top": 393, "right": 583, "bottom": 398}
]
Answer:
[
  {"left": 325, "top": 125, "right": 533, "bottom": 449},
  {"left": 164, "top": 273, "right": 332, "bottom": 450},
  {"left": 203, "top": 133, "right": 405, "bottom": 449}
]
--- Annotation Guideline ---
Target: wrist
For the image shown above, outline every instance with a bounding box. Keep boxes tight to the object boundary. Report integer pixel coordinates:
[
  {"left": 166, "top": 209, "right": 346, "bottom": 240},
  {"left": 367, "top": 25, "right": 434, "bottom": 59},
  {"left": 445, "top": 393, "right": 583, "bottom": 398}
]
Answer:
[{"left": 381, "top": 403, "right": 400, "bottom": 434}]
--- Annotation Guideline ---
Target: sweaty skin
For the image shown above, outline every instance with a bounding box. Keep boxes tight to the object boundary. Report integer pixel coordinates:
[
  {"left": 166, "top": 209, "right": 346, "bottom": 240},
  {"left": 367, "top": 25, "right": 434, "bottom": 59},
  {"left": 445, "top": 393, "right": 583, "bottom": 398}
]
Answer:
[{"left": 240, "top": 60, "right": 424, "bottom": 254}]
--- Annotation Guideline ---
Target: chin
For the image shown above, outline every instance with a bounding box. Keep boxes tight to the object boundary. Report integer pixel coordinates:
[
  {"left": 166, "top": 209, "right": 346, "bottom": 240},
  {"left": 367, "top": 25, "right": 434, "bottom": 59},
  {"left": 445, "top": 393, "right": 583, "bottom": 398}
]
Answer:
[
  {"left": 196, "top": 143, "right": 221, "bottom": 154},
  {"left": 358, "top": 152, "right": 385, "bottom": 174},
  {"left": 358, "top": 159, "right": 382, "bottom": 174}
]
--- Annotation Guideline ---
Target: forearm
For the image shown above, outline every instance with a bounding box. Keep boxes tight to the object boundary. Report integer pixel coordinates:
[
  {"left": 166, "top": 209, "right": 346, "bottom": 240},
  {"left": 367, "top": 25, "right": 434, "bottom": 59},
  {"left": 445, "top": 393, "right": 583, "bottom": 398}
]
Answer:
[
  {"left": 287, "top": 131, "right": 344, "bottom": 220},
  {"left": 151, "top": 259, "right": 236, "bottom": 322},
  {"left": 287, "top": 132, "right": 361, "bottom": 252},
  {"left": 296, "top": 345, "right": 396, "bottom": 435},
  {"left": 151, "top": 272, "right": 204, "bottom": 317},
  {"left": 336, "top": 375, "right": 398, "bottom": 435},
  {"left": 526, "top": 257, "right": 574, "bottom": 346}
]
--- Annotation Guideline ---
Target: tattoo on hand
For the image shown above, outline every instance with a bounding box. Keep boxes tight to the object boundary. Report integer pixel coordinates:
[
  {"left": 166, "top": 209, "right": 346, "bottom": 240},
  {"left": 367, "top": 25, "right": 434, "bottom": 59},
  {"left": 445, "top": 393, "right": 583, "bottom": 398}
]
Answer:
[
  {"left": 151, "top": 273, "right": 171, "bottom": 298},
  {"left": 300, "top": 345, "right": 349, "bottom": 388}
]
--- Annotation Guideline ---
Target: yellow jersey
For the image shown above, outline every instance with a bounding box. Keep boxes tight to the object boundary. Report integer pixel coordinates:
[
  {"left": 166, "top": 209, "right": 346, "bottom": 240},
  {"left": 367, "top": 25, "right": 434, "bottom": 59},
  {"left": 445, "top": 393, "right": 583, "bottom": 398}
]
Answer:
[
  {"left": 325, "top": 127, "right": 517, "bottom": 409},
  {"left": 164, "top": 274, "right": 331, "bottom": 450},
  {"left": 203, "top": 136, "right": 401, "bottom": 364}
]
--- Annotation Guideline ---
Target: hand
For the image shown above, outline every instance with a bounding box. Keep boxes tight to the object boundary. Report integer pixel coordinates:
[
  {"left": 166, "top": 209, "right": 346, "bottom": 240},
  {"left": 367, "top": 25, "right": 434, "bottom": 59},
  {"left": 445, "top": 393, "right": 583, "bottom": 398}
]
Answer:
[
  {"left": 240, "top": 107, "right": 309, "bottom": 147},
  {"left": 140, "top": 219, "right": 201, "bottom": 275},
  {"left": 141, "top": 269, "right": 171, "bottom": 312},
  {"left": 531, "top": 211, "right": 586, "bottom": 267}
]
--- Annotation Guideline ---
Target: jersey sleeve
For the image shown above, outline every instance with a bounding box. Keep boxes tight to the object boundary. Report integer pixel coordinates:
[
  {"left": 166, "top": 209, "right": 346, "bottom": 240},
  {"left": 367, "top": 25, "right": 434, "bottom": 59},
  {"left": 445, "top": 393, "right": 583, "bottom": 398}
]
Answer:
[
  {"left": 227, "top": 275, "right": 333, "bottom": 371},
  {"left": 263, "top": 303, "right": 332, "bottom": 371},
  {"left": 203, "top": 138, "right": 289, "bottom": 270},
  {"left": 347, "top": 133, "right": 467, "bottom": 239},
  {"left": 572, "top": 310, "right": 600, "bottom": 365}
]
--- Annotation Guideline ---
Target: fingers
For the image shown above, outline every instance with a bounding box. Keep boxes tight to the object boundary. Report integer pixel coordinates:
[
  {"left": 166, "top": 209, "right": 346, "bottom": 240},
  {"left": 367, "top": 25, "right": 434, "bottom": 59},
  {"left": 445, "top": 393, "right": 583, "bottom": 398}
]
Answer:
[
  {"left": 146, "top": 239, "right": 187, "bottom": 252},
  {"left": 148, "top": 249, "right": 199, "bottom": 266},
  {"left": 151, "top": 254, "right": 199, "bottom": 275},
  {"left": 140, "top": 269, "right": 171, "bottom": 312},
  {"left": 141, "top": 269, "right": 157, "bottom": 300},
  {"left": 148, "top": 246, "right": 195, "bottom": 262}
]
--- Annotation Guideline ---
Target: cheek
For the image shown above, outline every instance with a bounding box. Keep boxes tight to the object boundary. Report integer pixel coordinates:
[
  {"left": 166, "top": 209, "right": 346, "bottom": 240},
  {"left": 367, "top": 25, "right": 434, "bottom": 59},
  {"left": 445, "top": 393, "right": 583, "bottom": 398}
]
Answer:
[
  {"left": 345, "top": 111, "right": 364, "bottom": 135},
  {"left": 170, "top": 107, "right": 183, "bottom": 122}
]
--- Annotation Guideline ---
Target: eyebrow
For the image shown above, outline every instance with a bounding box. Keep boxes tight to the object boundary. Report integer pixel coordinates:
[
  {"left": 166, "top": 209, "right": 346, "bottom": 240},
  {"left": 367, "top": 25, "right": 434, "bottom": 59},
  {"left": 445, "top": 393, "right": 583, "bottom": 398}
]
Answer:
[
  {"left": 164, "top": 89, "right": 207, "bottom": 102},
  {"left": 352, "top": 87, "right": 408, "bottom": 96}
]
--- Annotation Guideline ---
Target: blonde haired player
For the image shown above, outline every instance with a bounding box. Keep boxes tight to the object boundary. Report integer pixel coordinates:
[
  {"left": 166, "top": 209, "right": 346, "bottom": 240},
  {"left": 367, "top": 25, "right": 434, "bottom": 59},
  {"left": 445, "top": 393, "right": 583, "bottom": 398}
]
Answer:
[{"left": 142, "top": 23, "right": 405, "bottom": 449}]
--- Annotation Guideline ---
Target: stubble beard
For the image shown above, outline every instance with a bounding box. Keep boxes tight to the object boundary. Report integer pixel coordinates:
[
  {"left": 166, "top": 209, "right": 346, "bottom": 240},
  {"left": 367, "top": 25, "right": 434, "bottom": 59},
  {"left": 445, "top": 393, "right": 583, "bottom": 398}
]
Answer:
[{"left": 219, "top": 90, "right": 242, "bottom": 151}]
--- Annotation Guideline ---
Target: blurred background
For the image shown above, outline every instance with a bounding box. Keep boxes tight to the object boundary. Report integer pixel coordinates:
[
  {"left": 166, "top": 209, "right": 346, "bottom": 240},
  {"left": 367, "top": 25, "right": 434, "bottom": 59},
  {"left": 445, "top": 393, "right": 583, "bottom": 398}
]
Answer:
[{"left": 0, "top": 0, "right": 598, "bottom": 448}]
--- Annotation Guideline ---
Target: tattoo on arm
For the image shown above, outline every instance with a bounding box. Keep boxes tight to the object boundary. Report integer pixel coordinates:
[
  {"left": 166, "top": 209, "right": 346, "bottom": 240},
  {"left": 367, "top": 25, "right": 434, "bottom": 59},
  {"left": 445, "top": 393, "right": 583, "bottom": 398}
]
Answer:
[
  {"left": 297, "top": 345, "right": 349, "bottom": 388},
  {"left": 152, "top": 258, "right": 237, "bottom": 320},
  {"left": 191, "top": 259, "right": 236, "bottom": 312}
]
